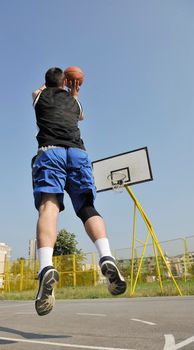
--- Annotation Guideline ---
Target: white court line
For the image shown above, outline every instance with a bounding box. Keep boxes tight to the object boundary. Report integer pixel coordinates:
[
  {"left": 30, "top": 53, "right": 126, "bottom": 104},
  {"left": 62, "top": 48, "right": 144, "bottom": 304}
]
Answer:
[
  {"left": 131, "top": 318, "right": 156, "bottom": 326},
  {"left": 163, "top": 334, "right": 194, "bottom": 349},
  {"left": 77, "top": 313, "right": 106, "bottom": 317},
  {"left": 0, "top": 337, "right": 135, "bottom": 350}
]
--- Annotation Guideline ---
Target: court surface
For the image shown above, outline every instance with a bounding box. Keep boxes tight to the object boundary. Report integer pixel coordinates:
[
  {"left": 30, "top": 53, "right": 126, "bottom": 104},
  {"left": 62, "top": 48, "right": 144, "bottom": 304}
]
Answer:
[{"left": 0, "top": 296, "right": 194, "bottom": 350}]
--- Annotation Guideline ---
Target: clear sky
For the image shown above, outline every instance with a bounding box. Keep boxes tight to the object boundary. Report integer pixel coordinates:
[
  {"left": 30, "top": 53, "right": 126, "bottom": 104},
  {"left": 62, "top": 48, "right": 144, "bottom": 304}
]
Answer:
[{"left": 0, "top": 0, "right": 194, "bottom": 259}]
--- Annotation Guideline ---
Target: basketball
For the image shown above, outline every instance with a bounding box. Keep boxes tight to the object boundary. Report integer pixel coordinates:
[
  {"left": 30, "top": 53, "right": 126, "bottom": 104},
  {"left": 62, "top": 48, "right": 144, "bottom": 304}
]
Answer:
[{"left": 64, "top": 66, "right": 84, "bottom": 86}]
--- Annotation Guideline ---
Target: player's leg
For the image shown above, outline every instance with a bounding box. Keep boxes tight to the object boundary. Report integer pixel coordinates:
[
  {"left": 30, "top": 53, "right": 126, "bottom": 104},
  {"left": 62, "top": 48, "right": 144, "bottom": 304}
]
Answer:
[
  {"left": 66, "top": 147, "right": 127, "bottom": 295},
  {"left": 35, "top": 193, "right": 60, "bottom": 316},
  {"left": 37, "top": 193, "right": 59, "bottom": 250},
  {"left": 32, "top": 148, "right": 67, "bottom": 315},
  {"left": 78, "top": 209, "right": 127, "bottom": 295}
]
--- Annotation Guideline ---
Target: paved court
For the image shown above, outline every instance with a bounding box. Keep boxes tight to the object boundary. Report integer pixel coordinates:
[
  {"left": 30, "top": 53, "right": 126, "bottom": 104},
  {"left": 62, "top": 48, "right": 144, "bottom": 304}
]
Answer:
[{"left": 0, "top": 296, "right": 194, "bottom": 350}]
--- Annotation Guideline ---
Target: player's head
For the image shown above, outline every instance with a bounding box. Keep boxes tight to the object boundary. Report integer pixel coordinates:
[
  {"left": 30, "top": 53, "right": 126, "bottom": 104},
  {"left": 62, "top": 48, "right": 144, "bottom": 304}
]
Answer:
[{"left": 45, "top": 67, "right": 64, "bottom": 87}]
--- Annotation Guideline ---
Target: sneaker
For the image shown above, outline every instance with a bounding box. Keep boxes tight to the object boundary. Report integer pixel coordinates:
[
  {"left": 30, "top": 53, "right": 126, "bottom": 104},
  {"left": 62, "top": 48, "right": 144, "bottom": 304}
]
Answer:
[
  {"left": 99, "top": 256, "right": 127, "bottom": 296},
  {"left": 35, "top": 266, "right": 59, "bottom": 316}
]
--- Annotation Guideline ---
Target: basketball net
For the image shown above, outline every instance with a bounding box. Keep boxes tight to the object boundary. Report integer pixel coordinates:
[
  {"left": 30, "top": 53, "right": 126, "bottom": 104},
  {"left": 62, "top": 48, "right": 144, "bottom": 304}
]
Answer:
[{"left": 107, "top": 172, "right": 126, "bottom": 193}]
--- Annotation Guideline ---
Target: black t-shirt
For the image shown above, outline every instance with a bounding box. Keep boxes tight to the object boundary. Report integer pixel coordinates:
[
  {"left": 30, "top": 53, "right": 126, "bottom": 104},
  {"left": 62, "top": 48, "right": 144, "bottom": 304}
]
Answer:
[{"left": 33, "top": 87, "right": 85, "bottom": 150}]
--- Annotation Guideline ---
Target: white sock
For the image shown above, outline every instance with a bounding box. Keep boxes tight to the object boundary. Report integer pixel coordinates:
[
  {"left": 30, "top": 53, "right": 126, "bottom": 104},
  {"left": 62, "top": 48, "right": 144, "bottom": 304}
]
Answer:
[
  {"left": 94, "top": 238, "right": 113, "bottom": 259},
  {"left": 38, "top": 247, "right": 54, "bottom": 274}
]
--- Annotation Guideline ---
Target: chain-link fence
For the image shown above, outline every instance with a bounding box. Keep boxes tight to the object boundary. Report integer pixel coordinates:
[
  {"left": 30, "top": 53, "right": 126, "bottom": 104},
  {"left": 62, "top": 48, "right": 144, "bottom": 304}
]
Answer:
[
  {"left": 0, "top": 235, "right": 194, "bottom": 293},
  {"left": 115, "top": 235, "right": 194, "bottom": 282}
]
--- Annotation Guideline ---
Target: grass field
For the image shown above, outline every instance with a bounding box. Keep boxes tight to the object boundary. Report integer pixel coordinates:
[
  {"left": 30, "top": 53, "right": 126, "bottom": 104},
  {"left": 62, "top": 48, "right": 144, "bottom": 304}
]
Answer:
[{"left": 0, "top": 279, "right": 194, "bottom": 300}]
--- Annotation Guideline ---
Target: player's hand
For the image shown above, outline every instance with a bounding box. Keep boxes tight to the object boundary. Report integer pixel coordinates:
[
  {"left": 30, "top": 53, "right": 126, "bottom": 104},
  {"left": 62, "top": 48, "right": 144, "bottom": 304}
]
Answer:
[
  {"left": 68, "top": 80, "right": 80, "bottom": 98},
  {"left": 64, "top": 78, "right": 68, "bottom": 87}
]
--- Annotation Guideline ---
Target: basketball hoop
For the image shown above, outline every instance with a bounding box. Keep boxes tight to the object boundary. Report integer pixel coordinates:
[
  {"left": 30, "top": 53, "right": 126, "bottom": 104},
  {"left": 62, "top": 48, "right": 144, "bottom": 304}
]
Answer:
[{"left": 107, "top": 172, "right": 126, "bottom": 193}]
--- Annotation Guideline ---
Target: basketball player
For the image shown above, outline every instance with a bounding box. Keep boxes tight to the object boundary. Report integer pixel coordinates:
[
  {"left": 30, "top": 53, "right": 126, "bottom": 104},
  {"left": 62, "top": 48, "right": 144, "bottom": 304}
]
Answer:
[{"left": 32, "top": 67, "right": 126, "bottom": 316}]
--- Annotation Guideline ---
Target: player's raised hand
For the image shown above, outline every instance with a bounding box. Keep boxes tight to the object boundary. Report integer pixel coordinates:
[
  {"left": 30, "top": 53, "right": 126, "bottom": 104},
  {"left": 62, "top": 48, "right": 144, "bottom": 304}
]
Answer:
[{"left": 68, "top": 79, "right": 80, "bottom": 98}]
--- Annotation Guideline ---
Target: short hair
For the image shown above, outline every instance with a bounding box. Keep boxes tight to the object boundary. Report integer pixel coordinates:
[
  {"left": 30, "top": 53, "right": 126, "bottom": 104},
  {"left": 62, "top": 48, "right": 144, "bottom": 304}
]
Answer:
[{"left": 45, "top": 67, "right": 64, "bottom": 87}]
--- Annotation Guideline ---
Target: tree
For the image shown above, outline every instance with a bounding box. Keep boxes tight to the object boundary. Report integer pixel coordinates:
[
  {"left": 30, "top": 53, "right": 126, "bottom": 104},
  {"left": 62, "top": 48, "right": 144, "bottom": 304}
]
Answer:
[{"left": 53, "top": 229, "right": 82, "bottom": 256}]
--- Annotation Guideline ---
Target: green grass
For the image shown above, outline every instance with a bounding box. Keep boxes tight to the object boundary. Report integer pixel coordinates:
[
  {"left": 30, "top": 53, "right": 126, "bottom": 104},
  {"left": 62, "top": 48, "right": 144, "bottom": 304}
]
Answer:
[
  {"left": 134, "top": 279, "right": 194, "bottom": 297},
  {"left": 0, "top": 289, "right": 36, "bottom": 300},
  {"left": 0, "top": 279, "right": 194, "bottom": 300},
  {"left": 56, "top": 285, "right": 110, "bottom": 299}
]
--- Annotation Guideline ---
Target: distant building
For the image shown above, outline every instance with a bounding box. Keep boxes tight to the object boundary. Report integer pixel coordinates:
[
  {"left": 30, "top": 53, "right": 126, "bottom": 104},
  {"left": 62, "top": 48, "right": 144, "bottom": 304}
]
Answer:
[
  {"left": 0, "top": 243, "right": 11, "bottom": 274},
  {"left": 29, "top": 239, "right": 37, "bottom": 260}
]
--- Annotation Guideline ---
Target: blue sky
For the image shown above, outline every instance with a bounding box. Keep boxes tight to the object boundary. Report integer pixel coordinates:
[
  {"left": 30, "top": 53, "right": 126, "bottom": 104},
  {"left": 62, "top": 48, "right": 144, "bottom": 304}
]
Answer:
[{"left": 0, "top": 0, "right": 194, "bottom": 259}]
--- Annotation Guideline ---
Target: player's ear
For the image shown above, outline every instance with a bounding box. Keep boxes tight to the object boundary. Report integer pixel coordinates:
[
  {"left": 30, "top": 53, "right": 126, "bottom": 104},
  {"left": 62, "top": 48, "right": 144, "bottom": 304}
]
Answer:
[{"left": 63, "top": 78, "right": 67, "bottom": 87}]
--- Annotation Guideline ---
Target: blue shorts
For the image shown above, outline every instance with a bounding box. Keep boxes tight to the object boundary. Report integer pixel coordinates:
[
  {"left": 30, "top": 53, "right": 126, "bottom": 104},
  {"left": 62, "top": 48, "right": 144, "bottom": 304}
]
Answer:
[{"left": 32, "top": 147, "right": 96, "bottom": 213}]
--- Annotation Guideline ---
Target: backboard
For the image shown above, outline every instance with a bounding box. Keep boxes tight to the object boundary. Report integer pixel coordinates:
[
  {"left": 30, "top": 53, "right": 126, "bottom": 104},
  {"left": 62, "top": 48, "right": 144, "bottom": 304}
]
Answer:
[{"left": 92, "top": 147, "right": 153, "bottom": 192}]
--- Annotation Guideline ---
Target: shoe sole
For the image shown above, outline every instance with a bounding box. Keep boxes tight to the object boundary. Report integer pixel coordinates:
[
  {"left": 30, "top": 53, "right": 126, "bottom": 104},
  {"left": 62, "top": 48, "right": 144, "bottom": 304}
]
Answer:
[
  {"left": 101, "top": 261, "right": 127, "bottom": 296},
  {"left": 35, "top": 269, "right": 59, "bottom": 316}
]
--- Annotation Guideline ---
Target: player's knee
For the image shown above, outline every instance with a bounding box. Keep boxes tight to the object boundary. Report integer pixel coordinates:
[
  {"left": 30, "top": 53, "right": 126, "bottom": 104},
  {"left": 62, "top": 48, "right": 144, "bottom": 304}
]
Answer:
[
  {"left": 39, "top": 193, "right": 60, "bottom": 214},
  {"left": 77, "top": 205, "right": 101, "bottom": 224}
]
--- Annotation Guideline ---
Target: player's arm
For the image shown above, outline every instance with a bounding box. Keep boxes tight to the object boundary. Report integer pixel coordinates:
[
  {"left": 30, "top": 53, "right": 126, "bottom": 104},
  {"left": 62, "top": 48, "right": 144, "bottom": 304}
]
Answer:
[
  {"left": 32, "top": 84, "right": 46, "bottom": 101},
  {"left": 68, "top": 80, "right": 85, "bottom": 120}
]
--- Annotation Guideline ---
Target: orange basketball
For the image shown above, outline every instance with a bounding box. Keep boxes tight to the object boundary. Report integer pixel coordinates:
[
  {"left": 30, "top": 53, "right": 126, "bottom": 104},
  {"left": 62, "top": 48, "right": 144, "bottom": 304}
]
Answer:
[{"left": 64, "top": 66, "right": 84, "bottom": 86}]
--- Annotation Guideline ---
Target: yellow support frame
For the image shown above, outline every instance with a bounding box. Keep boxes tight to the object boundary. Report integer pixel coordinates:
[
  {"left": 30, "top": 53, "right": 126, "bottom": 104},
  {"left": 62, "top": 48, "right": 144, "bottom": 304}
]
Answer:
[{"left": 125, "top": 186, "right": 182, "bottom": 296}]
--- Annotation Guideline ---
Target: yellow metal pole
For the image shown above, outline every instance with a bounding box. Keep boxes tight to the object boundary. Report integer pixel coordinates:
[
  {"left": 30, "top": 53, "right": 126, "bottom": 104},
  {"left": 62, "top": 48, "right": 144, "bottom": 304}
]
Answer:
[
  {"left": 134, "top": 248, "right": 139, "bottom": 281},
  {"left": 131, "top": 231, "right": 150, "bottom": 295},
  {"left": 151, "top": 228, "right": 182, "bottom": 295},
  {"left": 4, "top": 258, "right": 10, "bottom": 292},
  {"left": 72, "top": 254, "right": 76, "bottom": 288},
  {"left": 20, "top": 259, "right": 24, "bottom": 292},
  {"left": 136, "top": 203, "right": 182, "bottom": 294},
  {"left": 125, "top": 186, "right": 182, "bottom": 296},
  {"left": 130, "top": 203, "right": 137, "bottom": 295},
  {"left": 92, "top": 253, "right": 97, "bottom": 287},
  {"left": 152, "top": 238, "right": 164, "bottom": 293}
]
